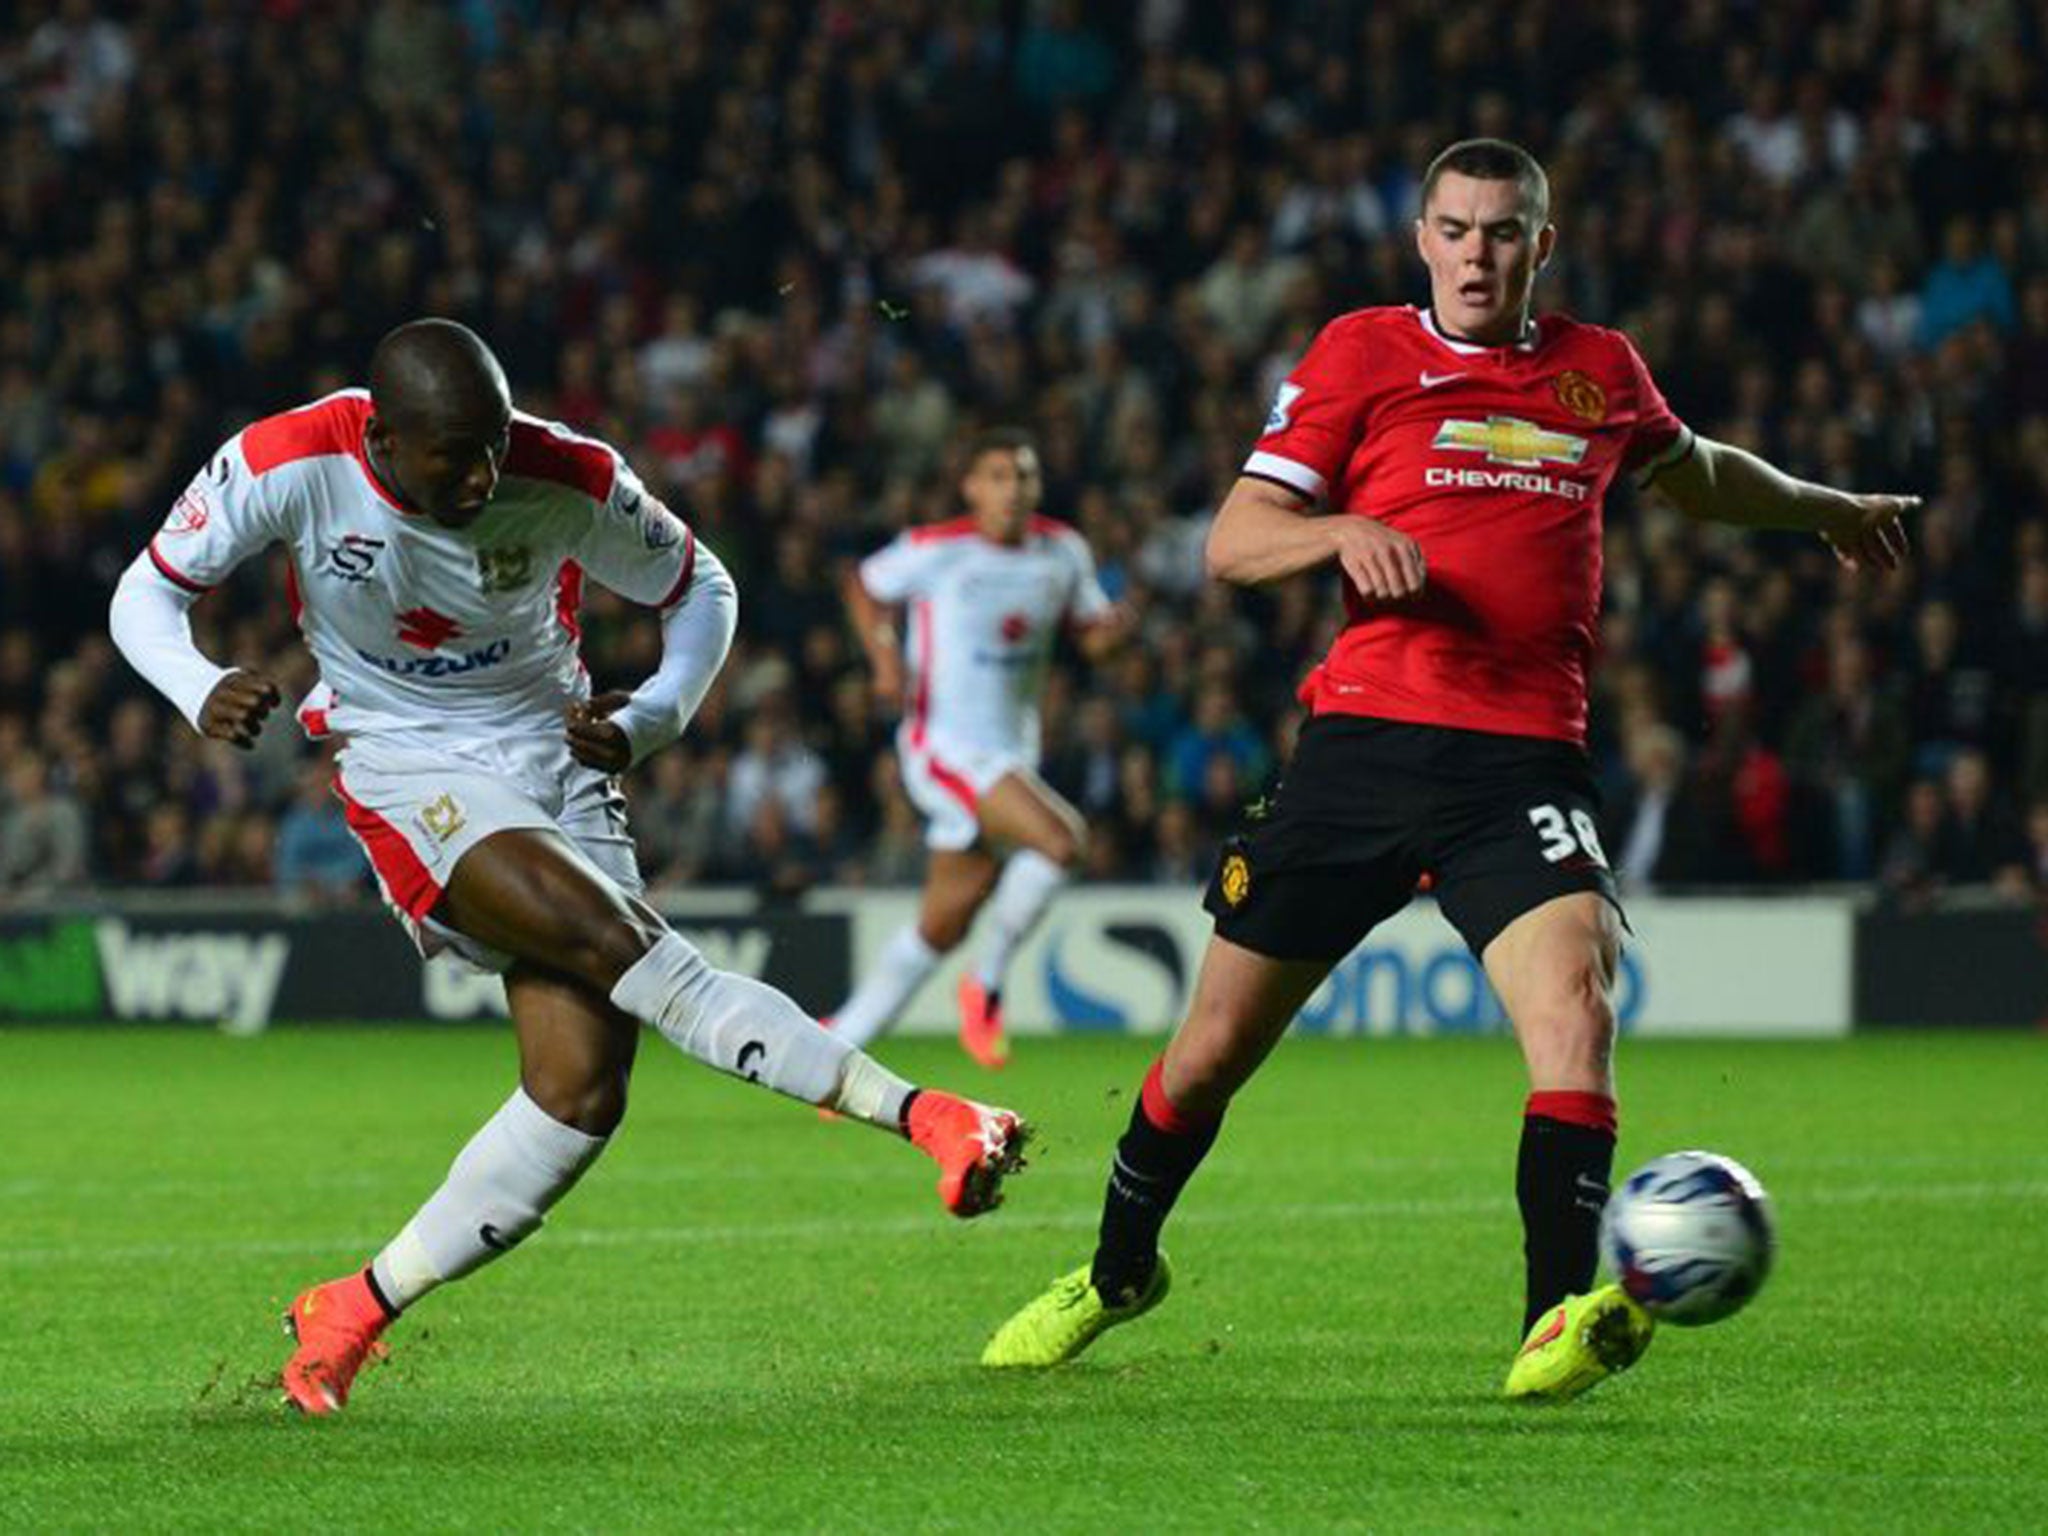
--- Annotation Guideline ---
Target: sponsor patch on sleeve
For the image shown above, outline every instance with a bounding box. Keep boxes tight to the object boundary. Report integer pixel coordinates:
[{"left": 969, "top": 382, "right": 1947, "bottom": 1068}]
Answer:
[{"left": 1264, "top": 382, "right": 1304, "bottom": 436}]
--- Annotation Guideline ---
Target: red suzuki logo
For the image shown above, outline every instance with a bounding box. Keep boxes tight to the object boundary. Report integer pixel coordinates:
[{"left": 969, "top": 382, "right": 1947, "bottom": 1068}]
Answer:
[{"left": 396, "top": 606, "right": 462, "bottom": 650}]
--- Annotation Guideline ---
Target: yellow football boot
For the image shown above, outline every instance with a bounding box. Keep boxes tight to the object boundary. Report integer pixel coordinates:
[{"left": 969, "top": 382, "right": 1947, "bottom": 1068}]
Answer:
[
  {"left": 981, "top": 1255, "right": 1172, "bottom": 1368},
  {"left": 1503, "top": 1283, "right": 1655, "bottom": 1402}
]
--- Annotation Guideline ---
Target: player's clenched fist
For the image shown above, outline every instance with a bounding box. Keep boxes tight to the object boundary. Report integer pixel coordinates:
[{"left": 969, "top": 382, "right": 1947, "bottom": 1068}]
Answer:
[
  {"left": 198, "top": 669, "right": 283, "bottom": 749},
  {"left": 565, "top": 689, "right": 634, "bottom": 773},
  {"left": 1819, "top": 493, "right": 1919, "bottom": 574},
  {"left": 1330, "top": 517, "right": 1427, "bottom": 602}
]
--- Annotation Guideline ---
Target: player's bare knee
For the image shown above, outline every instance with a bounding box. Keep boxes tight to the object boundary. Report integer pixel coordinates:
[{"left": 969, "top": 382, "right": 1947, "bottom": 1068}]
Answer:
[
  {"left": 564, "top": 912, "right": 663, "bottom": 991},
  {"left": 1044, "top": 821, "right": 1085, "bottom": 869},
  {"left": 523, "top": 1062, "right": 629, "bottom": 1136},
  {"left": 916, "top": 914, "right": 970, "bottom": 953}
]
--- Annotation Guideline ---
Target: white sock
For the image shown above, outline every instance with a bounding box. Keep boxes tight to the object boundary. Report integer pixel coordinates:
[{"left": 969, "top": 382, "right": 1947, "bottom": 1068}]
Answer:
[
  {"left": 610, "top": 930, "right": 913, "bottom": 1127},
  {"left": 370, "top": 1087, "right": 607, "bottom": 1311},
  {"left": 975, "top": 850, "right": 1068, "bottom": 993},
  {"left": 830, "top": 924, "right": 941, "bottom": 1049}
]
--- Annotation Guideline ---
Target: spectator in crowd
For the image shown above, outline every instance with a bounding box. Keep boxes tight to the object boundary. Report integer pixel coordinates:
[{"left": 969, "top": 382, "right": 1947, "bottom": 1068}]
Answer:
[
  {"left": 1933, "top": 748, "right": 2031, "bottom": 893},
  {"left": 2023, "top": 798, "right": 2048, "bottom": 896},
  {"left": 1, "top": 2, "right": 2042, "bottom": 905},
  {"left": 273, "top": 759, "right": 368, "bottom": 904},
  {"left": 634, "top": 746, "right": 724, "bottom": 892},
  {"left": 1882, "top": 778, "right": 1949, "bottom": 910},
  {"left": 723, "top": 702, "right": 827, "bottom": 855},
  {"left": 1785, "top": 635, "right": 1910, "bottom": 879},
  {"left": 0, "top": 754, "right": 89, "bottom": 896},
  {"left": 1607, "top": 722, "right": 1727, "bottom": 892},
  {"left": 1165, "top": 681, "right": 1268, "bottom": 805},
  {"left": 1919, "top": 217, "right": 2015, "bottom": 350}
]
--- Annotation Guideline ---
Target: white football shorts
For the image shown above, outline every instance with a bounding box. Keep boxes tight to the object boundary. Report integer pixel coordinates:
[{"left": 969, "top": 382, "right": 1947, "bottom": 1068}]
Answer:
[
  {"left": 896, "top": 734, "right": 1029, "bottom": 851},
  {"left": 333, "top": 733, "right": 644, "bottom": 974}
]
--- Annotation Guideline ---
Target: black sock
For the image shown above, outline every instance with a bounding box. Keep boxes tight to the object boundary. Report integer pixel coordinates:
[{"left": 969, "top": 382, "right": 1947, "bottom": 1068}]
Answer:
[
  {"left": 1516, "top": 1094, "right": 1618, "bottom": 1334},
  {"left": 362, "top": 1264, "right": 400, "bottom": 1321},
  {"left": 1090, "top": 1061, "right": 1220, "bottom": 1303}
]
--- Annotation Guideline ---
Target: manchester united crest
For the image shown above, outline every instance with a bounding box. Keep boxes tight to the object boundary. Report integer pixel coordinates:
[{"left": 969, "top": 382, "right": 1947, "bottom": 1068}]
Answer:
[
  {"left": 1219, "top": 851, "right": 1252, "bottom": 908},
  {"left": 1553, "top": 369, "right": 1608, "bottom": 424}
]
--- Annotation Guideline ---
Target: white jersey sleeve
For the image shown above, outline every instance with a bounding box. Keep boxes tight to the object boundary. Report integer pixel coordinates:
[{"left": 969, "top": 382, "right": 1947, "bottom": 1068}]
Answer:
[
  {"left": 142, "top": 434, "right": 290, "bottom": 593},
  {"left": 1059, "top": 527, "right": 1113, "bottom": 624},
  {"left": 857, "top": 532, "right": 944, "bottom": 603},
  {"left": 571, "top": 457, "right": 696, "bottom": 608},
  {"left": 110, "top": 432, "right": 293, "bottom": 730}
]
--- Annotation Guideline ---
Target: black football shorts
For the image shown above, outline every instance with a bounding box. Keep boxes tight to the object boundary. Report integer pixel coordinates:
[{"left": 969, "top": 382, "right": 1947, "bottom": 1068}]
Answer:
[{"left": 1204, "top": 714, "right": 1624, "bottom": 962}]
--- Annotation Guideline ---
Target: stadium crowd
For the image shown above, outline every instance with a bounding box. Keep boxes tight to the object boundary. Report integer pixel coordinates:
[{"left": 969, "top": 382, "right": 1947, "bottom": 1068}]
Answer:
[{"left": 4, "top": 0, "right": 2048, "bottom": 909}]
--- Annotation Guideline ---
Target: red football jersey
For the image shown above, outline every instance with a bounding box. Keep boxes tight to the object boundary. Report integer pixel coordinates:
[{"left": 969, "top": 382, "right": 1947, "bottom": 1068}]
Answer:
[{"left": 1246, "top": 306, "right": 1690, "bottom": 744}]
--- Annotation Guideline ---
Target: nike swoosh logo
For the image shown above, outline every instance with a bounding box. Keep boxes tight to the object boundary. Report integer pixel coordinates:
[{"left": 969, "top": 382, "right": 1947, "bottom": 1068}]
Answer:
[
  {"left": 1419, "top": 371, "right": 1467, "bottom": 388},
  {"left": 1517, "top": 1306, "right": 1569, "bottom": 1356}
]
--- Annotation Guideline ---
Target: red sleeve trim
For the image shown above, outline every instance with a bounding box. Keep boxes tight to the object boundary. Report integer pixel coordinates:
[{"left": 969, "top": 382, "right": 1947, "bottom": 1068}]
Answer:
[
  {"left": 243, "top": 393, "right": 372, "bottom": 474},
  {"left": 505, "top": 416, "right": 617, "bottom": 502},
  {"left": 908, "top": 516, "right": 979, "bottom": 544},
  {"left": 148, "top": 539, "right": 211, "bottom": 594},
  {"left": 658, "top": 526, "right": 698, "bottom": 609}
]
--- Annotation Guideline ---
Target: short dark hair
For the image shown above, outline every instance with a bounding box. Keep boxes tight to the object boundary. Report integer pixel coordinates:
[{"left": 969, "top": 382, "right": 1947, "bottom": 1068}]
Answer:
[
  {"left": 1419, "top": 138, "right": 1550, "bottom": 227},
  {"left": 965, "top": 426, "right": 1036, "bottom": 468}
]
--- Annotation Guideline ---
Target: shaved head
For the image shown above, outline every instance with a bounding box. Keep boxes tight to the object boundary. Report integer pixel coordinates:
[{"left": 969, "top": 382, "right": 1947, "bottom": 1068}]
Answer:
[
  {"left": 364, "top": 318, "right": 514, "bottom": 527},
  {"left": 369, "top": 318, "right": 511, "bottom": 431}
]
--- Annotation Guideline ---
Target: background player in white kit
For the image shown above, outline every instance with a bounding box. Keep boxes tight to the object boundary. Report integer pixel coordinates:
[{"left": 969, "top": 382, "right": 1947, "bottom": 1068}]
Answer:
[
  {"left": 107, "top": 319, "right": 1031, "bottom": 1417},
  {"left": 833, "top": 429, "right": 1129, "bottom": 1066}
]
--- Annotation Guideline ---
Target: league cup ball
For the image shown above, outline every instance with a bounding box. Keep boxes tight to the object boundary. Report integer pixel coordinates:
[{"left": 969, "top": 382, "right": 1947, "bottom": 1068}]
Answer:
[{"left": 1600, "top": 1150, "right": 1775, "bottom": 1326}]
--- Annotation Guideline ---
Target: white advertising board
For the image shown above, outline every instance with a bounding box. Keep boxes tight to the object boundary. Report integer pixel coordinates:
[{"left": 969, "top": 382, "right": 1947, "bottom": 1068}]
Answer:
[{"left": 811, "top": 888, "right": 1853, "bottom": 1038}]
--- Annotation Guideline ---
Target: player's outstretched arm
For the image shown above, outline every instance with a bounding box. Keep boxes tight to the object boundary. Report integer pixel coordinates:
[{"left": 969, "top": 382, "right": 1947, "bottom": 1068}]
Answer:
[
  {"left": 589, "top": 541, "right": 739, "bottom": 770},
  {"left": 1651, "top": 435, "right": 1918, "bottom": 573},
  {"left": 108, "top": 554, "right": 281, "bottom": 748},
  {"left": 841, "top": 566, "right": 905, "bottom": 707},
  {"left": 1207, "top": 475, "right": 1426, "bottom": 599}
]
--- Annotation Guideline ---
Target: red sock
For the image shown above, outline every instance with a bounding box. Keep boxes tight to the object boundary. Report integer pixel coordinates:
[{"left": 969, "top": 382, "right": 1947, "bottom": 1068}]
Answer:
[
  {"left": 1524, "top": 1089, "right": 1617, "bottom": 1135},
  {"left": 1140, "top": 1058, "right": 1216, "bottom": 1135}
]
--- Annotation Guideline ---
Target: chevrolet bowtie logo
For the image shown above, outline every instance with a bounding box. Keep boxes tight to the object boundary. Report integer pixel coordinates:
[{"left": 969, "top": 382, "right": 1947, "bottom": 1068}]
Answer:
[{"left": 1432, "top": 416, "right": 1589, "bottom": 468}]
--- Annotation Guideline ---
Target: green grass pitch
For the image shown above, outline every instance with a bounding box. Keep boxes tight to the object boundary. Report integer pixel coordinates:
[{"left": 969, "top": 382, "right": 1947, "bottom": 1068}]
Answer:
[{"left": 2, "top": 1026, "right": 2043, "bottom": 1533}]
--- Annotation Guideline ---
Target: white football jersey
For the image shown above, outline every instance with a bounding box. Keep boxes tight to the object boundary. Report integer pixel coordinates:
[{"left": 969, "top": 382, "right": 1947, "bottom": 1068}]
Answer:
[
  {"left": 859, "top": 516, "right": 1111, "bottom": 761},
  {"left": 144, "top": 389, "right": 695, "bottom": 747}
]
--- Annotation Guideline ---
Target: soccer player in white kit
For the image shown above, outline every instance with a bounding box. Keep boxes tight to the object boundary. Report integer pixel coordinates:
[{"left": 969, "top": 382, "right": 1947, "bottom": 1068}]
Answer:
[
  {"left": 107, "top": 320, "right": 1032, "bottom": 1416},
  {"left": 833, "top": 429, "right": 1129, "bottom": 1065}
]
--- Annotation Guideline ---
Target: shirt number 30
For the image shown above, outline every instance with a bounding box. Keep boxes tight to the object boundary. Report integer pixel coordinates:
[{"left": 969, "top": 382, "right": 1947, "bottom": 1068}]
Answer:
[{"left": 1528, "top": 804, "right": 1609, "bottom": 867}]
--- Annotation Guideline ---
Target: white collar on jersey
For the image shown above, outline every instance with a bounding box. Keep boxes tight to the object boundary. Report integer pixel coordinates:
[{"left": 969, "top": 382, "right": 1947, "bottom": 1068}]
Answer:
[{"left": 1417, "top": 305, "right": 1541, "bottom": 355}]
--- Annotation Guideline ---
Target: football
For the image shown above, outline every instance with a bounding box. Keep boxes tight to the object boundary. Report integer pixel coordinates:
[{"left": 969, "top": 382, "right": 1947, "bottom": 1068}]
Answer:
[{"left": 1600, "top": 1150, "right": 1776, "bottom": 1325}]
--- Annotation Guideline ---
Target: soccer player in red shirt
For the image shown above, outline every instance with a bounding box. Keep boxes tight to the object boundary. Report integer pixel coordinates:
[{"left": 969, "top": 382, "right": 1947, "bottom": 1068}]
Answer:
[{"left": 982, "top": 140, "right": 1913, "bottom": 1399}]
